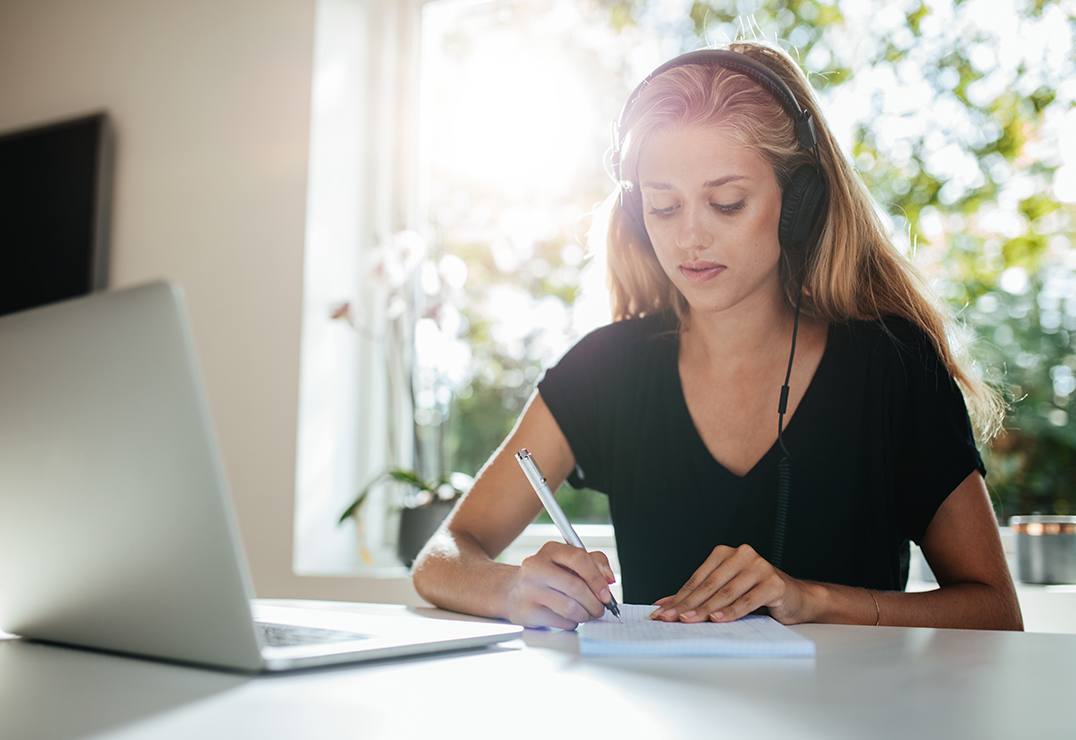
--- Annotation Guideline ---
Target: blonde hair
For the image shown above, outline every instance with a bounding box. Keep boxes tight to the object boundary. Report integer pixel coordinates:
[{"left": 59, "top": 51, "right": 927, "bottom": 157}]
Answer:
[{"left": 599, "top": 39, "right": 1005, "bottom": 443}]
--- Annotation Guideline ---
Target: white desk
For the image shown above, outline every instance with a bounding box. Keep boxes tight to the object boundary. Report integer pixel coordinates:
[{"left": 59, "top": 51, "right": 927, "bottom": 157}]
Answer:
[{"left": 2, "top": 599, "right": 1073, "bottom": 740}]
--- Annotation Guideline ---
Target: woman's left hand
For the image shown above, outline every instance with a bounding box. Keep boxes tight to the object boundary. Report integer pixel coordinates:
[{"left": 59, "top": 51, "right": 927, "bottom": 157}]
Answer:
[{"left": 650, "top": 544, "right": 816, "bottom": 624}]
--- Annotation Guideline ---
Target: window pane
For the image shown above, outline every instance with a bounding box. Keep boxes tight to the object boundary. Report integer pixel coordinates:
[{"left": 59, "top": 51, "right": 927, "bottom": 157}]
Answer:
[{"left": 416, "top": 0, "right": 630, "bottom": 523}]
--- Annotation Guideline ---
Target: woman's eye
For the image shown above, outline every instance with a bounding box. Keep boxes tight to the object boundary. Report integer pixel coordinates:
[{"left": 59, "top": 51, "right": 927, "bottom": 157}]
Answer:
[
  {"left": 646, "top": 201, "right": 745, "bottom": 218},
  {"left": 713, "top": 200, "right": 746, "bottom": 214},
  {"left": 647, "top": 205, "right": 678, "bottom": 217}
]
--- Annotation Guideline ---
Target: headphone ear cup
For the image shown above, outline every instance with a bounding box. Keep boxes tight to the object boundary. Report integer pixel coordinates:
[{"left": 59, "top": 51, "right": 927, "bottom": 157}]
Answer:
[{"left": 778, "top": 165, "right": 828, "bottom": 265}]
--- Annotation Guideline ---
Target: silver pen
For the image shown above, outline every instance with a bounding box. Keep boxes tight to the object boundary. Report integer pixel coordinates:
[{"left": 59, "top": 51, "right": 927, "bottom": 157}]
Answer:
[{"left": 514, "top": 448, "right": 622, "bottom": 622}]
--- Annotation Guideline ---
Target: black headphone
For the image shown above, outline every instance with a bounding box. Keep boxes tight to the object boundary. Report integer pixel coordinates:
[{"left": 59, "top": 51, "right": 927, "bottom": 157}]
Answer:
[
  {"left": 611, "top": 48, "right": 829, "bottom": 278},
  {"left": 611, "top": 49, "right": 831, "bottom": 569}
]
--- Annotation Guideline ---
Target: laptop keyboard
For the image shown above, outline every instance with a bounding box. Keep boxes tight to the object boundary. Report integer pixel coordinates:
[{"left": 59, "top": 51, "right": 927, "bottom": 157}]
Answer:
[{"left": 255, "top": 622, "right": 369, "bottom": 648}]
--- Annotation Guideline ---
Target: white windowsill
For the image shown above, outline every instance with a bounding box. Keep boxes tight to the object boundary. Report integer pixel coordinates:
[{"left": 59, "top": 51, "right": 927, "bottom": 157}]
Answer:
[
  {"left": 296, "top": 523, "right": 616, "bottom": 579},
  {"left": 287, "top": 523, "right": 617, "bottom": 605}
]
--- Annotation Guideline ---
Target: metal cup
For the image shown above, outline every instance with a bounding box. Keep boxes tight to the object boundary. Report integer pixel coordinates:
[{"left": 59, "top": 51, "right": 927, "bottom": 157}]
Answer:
[{"left": 1009, "top": 515, "right": 1076, "bottom": 585}]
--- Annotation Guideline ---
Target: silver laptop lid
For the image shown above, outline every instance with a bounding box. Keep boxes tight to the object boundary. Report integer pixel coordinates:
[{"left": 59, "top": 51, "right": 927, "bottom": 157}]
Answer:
[{"left": 0, "top": 282, "right": 263, "bottom": 671}]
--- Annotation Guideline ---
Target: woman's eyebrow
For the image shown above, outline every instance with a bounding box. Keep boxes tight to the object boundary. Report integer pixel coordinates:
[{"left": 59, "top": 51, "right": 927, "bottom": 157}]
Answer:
[
  {"left": 640, "top": 174, "right": 750, "bottom": 190},
  {"left": 703, "top": 174, "right": 749, "bottom": 188}
]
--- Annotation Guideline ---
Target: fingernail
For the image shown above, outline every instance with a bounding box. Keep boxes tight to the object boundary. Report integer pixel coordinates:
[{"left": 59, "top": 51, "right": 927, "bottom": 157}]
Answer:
[
  {"left": 607, "top": 573, "right": 616, "bottom": 584},
  {"left": 681, "top": 610, "right": 696, "bottom": 620},
  {"left": 649, "top": 608, "right": 662, "bottom": 619},
  {"left": 711, "top": 611, "right": 724, "bottom": 620},
  {"left": 662, "top": 608, "right": 677, "bottom": 620},
  {"left": 600, "top": 588, "right": 612, "bottom": 601}
]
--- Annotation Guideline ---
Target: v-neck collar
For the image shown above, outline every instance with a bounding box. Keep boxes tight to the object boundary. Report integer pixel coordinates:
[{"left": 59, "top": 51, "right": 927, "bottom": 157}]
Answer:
[{"left": 670, "top": 320, "right": 837, "bottom": 481}]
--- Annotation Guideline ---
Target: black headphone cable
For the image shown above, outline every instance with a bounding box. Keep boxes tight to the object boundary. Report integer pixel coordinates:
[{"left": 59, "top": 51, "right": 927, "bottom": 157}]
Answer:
[{"left": 771, "top": 281, "right": 804, "bottom": 570}]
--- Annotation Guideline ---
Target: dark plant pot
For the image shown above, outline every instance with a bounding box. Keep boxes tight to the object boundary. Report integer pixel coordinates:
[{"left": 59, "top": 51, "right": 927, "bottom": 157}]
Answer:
[{"left": 397, "top": 499, "right": 456, "bottom": 567}]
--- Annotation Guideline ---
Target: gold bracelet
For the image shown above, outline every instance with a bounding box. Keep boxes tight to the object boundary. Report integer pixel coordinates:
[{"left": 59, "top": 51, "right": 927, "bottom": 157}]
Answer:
[{"left": 865, "top": 588, "right": 881, "bottom": 626}]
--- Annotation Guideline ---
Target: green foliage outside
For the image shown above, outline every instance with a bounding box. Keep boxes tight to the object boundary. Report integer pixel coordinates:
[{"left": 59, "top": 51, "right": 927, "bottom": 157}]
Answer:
[{"left": 415, "top": 0, "right": 1075, "bottom": 524}]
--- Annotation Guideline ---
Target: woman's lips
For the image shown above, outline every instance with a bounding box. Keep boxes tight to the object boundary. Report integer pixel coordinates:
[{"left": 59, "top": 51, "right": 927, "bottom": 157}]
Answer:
[{"left": 678, "top": 263, "right": 726, "bottom": 283}]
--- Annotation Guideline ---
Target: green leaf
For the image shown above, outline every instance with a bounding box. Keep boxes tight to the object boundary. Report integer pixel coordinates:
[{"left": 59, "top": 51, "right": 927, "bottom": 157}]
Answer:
[
  {"left": 337, "top": 468, "right": 432, "bottom": 525},
  {"left": 688, "top": 1, "right": 734, "bottom": 35},
  {"left": 337, "top": 488, "right": 371, "bottom": 526},
  {"left": 1028, "top": 86, "right": 1056, "bottom": 113},
  {"left": 607, "top": 1, "right": 636, "bottom": 32},
  {"left": 1000, "top": 233, "right": 1048, "bottom": 269},
  {"left": 906, "top": 1, "right": 930, "bottom": 35},
  {"left": 387, "top": 468, "right": 430, "bottom": 490},
  {"left": 815, "top": 2, "right": 844, "bottom": 26},
  {"left": 1018, "top": 194, "right": 1061, "bottom": 223}
]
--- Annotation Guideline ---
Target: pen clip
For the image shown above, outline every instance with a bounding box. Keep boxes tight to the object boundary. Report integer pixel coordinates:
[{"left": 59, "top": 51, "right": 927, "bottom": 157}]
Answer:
[{"left": 515, "top": 448, "right": 547, "bottom": 486}]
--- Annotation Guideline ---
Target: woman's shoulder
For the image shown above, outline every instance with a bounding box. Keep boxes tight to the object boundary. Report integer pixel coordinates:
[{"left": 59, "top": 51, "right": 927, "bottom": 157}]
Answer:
[
  {"left": 570, "top": 309, "right": 678, "bottom": 355},
  {"left": 540, "top": 310, "right": 676, "bottom": 389},
  {"left": 836, "top": 314, "right": 934, "bottom": 354},
  {"left": 538, "top": 310, "right": 675, "bottom": 412},
  {"left": 834, "top": 313, "right": 950, "bottom": 385}
]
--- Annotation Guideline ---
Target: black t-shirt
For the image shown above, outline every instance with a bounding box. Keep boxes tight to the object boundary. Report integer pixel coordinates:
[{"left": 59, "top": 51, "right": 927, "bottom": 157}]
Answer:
[{"left": 536, "top": 310, "right": 986, "bottom": 605}]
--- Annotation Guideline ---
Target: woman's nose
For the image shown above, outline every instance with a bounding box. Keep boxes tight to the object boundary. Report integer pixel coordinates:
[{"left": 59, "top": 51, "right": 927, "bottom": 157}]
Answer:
[{"left": 674, "top": 206, "right": 712, "bottom": 251}]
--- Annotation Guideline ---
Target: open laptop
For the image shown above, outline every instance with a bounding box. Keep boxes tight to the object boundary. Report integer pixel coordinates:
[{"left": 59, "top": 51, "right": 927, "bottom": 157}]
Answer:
[{"left": 0, "top": 281, "right": 522, "bottom": 672}]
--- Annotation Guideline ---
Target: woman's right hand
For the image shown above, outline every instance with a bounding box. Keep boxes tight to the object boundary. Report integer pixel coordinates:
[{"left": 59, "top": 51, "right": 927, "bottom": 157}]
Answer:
[{"left": 504, "top": 541, "right": 617, "bottom": 630}]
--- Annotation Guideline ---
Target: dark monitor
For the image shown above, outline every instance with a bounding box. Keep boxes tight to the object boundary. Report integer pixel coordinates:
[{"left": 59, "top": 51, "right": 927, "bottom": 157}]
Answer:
[{"left": 0, "top": 112, "right": 113, "bottom": 317}]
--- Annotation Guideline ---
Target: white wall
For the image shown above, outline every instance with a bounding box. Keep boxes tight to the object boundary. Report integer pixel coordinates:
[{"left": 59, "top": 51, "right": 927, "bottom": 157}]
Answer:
[{"left": 0, "top": 0, "right": 420, "bottom": 602}]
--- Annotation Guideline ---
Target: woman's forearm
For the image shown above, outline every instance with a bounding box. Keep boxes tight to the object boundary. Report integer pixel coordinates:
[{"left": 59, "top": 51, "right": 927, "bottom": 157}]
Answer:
[
  {"left": 803, "top": 580, "right": 1024, "bottom": 631},
  {"left": 411, "top": 528, "right": 519, "bottom": 620}
]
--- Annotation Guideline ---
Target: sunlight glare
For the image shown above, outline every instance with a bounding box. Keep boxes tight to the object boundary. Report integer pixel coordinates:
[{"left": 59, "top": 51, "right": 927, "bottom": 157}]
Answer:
[{"left": 439, "top": 39, "right": 598, "bottom": 197}]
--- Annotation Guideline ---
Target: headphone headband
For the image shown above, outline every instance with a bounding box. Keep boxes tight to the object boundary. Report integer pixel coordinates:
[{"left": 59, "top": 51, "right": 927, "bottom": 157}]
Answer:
[{"left": 611, "top": 49, "right": 819, "bottom": 182}]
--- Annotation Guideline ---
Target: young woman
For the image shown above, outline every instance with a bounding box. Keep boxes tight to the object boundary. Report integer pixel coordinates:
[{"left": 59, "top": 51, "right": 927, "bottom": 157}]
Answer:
[{"left": 411, "top": 40, "right": 1023, "bottom": 632}]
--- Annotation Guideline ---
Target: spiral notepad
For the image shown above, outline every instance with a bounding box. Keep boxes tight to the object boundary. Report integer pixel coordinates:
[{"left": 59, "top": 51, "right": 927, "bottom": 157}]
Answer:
[{"left": 578, "top": 603, "right": 815, "bottom": 657}]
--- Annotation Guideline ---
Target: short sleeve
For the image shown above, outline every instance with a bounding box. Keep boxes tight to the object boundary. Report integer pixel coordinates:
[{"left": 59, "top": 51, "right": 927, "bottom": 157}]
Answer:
[
  {"left": 536, "top": 323, "right": 628, "bottom": 492},
  {"left": 883, "top": 318, "right": 987, "bottom": 544}
]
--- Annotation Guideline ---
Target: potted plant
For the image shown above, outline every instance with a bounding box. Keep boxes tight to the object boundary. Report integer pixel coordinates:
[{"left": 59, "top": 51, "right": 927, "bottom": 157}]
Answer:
[{"left": 337, "top": 469, "right": 473, "bottom": 567}]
